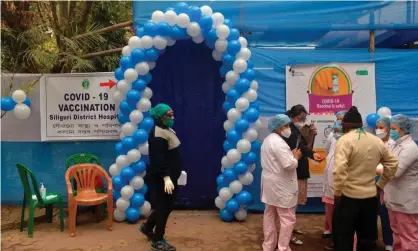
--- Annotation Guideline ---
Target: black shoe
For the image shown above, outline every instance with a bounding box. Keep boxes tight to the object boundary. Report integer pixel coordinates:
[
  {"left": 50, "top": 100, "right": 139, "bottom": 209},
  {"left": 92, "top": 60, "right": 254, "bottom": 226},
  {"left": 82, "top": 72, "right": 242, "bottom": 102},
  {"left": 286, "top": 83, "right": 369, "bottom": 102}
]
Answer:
[
  {"left": 151, "top": 240, "right": 176, "bottom": 251},
  {"left": 139, "top": 224, "right": 153, "bottom": 240},
  {"left": 324, "top": 243, "right": 334, "bottom": 250},
  {"left": 322, "top": 232, "right": 332, "bottom": 239}
]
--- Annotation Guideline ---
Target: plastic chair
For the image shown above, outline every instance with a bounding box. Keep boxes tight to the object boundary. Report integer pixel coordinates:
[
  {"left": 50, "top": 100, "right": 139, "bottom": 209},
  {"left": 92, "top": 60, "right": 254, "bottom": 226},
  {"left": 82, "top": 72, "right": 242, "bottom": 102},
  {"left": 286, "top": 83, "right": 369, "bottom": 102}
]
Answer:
[
  {"left": 16, "top": 164, "right": 64, "bottom": 238},
  {"left": 65, "top": 163, "right": 113, "bottom": 237}
]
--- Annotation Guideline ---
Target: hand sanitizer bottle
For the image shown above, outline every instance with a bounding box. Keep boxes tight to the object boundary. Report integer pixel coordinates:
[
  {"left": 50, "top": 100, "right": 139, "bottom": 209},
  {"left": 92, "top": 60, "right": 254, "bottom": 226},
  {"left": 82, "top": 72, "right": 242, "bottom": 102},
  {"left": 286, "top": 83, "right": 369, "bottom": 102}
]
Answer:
[{"left": 40, "top": 183, "right": 46, "bottom": 200}]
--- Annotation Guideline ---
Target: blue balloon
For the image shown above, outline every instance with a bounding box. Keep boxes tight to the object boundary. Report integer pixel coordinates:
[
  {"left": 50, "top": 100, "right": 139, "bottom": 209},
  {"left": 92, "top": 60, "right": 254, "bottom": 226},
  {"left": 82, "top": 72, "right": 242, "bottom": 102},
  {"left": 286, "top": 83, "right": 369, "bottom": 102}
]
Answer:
[
  {"left": 174, "top": 2, "right": 189, "bottom": 14},
  {"left": 366, "top": 113, "right": 380, "bottom": 128},
  {"left": 136, "top": 27, "right": 145, "bottom": 37},
  {"left": 251, "top": 141, "right": 262, "bottom": 153},
  {"left": 120, "top": 100, "right": 134, "bottom": 115},
  {"left": 126, "top": 207, "right": 140, "bottom": 223},
  {"left": 170, "top": 26, "right": 186, "bottom": 40},
  {"left": 224, "top": 19, "right": 233, "bottom": 28},
  {"left": 236, "top": 190, "right": 252, "bottom": 205},
  {"left": 222, "top": 101, "right": 233, "bottom": 113},
  {"left": 139, "top": 73, "right": 152, "bottom": 84},
  {"left": 243, "top": 152, "right": 257, "bottom": 165},
  {"left": 132, "top": 79, "right": 147, "bottom": 91},
  {"left": 113, "top": 190, "right": 121, "bottom": 201},
  {"left": 206, "top": 28, "right": 218, "bottom": 42},
  {"left": 241, "top": 68, "right": 256, "bottom": 81},
  {"left": 122, "top": 136, "right": 136, "bottom": 151},
  {"left": 234, "top": 161, "right": 248, "bottom": 174},
  {"left": 23, "top": 98, "right": 31, "bottom": 107},
  {"left": 235, "top": 78, "right": 250, "bottom": 93},
  {"left": 115, "top": 142, "right": 125, "bottom": 155},
  {"left": 117, "top": 112, "right": 129, "bottom": 124},
  {"left": 220, "top": 208, "right": 234, "bottom": 222},
  {"left": 138, "top": 183, "right": 148, "bottom": 194},
  {"left": 133, "top": 129, "right": 149, "bottom": 144},
  {"left": 228, "top": 29, "right": 240, "bottom": 41},
  {"left": 130, "top": 193, "right": 145, "bottom": 207},
  {"left": 115, "top": 68, "right": 124, "bottom": 80},
  {"left": 144, "top": 21, "right": 158, "bottom": 36},
  {"left": 227, "top": 40, "right": 241, "bottom": 55},
  {"left": 126, "top": 89, "right": 141, "bottom": 107},
  {"left": 112, "top": 176, "right": 124, "bottom": 190},
  {"left": 1, "top": 97, "right": 16, "bottom": 111},
  {"left": 199, "top": 16, "right": 213, "bottom": 31},
  {"left": 145, "top": 48, "right": 158, "bottom": 61},
  {"left": 204, "top": 39, "right": 215, "bottom": 49},
  {"left": 227, "top": 129, "right": 241, "bottom": 143},
  {"left": 225, "top": 199, "right": 240, "bottom": 213},
  {"left": 223, "top": 141, "right": 233, "bottom": 152},
  {"left": 222, "top": 54, "right": 235, "bottom": 68},
  {"left": 131, "top": 160, "right": 146, "bottom": 174},
  {"left": 165, "top": 7, "right": 174, "bottom": 12},
  {"left": 247, "top": 60, "right": 254, "bottom": 69},
  {"left": 131, "top": 48, "right": 145, "bottom": 63},
  {"left": 226, "top": 88, "right": 240, "bottom": 103},
  {"left": 140, "top": 117, "right": 155, "bottom": 132},
  {"left": 243, "top": 108, "right": 259, "bottom": 122},
  {"left": 235, "top": 119, "right": 250, "bottom": 133},
  {"left": 188, "top": 6, "right": 202, "bottom": 22},
  {"left": 219, "top": 66, "right": 228, "bottom": 77},
  {"left": 157, "top": 21, "right": 171, "bottom": 36},
  {"left": 120, "top": 166, "right": 135, "bottom": 182},
  {"left": 250, "top": 101, "right": 260, "bottom": 110},
  {"left": 120, "top": 56, "right": 132, "bottom": 70},
  {"left": 223, "top": 169, "right": 236, "bottom": 183},
  {"left": 216, "top": 174, "right": 225, "bottom": 186},
  {"left": 217, "top": 186, "right": 222, "bottom": 192}
]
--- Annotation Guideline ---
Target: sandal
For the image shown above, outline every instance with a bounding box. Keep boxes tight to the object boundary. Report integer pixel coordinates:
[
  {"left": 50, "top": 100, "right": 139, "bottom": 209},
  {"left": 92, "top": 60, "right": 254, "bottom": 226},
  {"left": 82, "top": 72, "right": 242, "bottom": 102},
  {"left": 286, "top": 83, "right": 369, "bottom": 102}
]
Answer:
[
  {"left": 151, "top": 240, "right": 176, "bottom": 251},
  {"left": 290, "top": 237, "right": 304, "bottom": 245},
  {"left": 293, "top": 228, "right": 304, "bottom": 235}
]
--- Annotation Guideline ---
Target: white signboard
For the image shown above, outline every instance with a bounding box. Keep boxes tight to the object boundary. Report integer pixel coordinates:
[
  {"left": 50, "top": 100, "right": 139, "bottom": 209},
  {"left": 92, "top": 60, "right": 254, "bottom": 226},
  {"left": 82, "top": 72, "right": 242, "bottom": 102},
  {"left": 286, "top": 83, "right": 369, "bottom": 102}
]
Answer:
[{"left": 40, "top": 73, "right": 120, "bottom": 141}]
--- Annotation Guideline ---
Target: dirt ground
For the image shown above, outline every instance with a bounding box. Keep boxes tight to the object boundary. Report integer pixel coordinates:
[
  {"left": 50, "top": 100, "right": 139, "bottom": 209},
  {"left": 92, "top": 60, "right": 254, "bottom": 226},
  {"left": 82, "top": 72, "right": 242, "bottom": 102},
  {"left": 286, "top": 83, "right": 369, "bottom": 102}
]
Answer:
[{"left": 1, "top": 206, "right": 386, "bottom": 251}]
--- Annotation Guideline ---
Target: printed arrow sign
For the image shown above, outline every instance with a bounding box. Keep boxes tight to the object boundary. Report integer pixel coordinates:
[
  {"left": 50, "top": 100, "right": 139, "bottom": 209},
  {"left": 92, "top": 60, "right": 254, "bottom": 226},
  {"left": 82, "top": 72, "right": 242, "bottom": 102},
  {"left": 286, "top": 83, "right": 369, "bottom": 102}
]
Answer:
[{"left": 100, "top": 79, "right": 116, "bottom": 89}]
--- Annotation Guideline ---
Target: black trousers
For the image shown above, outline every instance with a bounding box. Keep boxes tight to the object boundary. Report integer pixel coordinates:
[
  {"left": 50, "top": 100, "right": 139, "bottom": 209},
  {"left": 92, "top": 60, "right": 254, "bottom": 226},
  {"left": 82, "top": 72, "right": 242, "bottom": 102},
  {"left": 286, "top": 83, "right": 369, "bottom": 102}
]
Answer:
[
  {"left": 144, "top": 175, "right": 177, "bottom": 242},
  {"left": 332, "top": 195, "right": 378, "bottom": 251}
]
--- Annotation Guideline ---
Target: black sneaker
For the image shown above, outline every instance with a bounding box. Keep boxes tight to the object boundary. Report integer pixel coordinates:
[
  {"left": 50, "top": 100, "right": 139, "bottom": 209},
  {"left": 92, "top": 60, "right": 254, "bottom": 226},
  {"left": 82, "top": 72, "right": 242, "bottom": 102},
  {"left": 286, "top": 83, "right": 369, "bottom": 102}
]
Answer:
[
  {"left": 138, "top": 224, "right": 153, "bottom": 240},
  {"left": 151, "top": 240, "right": 176, "bottom": 251}
]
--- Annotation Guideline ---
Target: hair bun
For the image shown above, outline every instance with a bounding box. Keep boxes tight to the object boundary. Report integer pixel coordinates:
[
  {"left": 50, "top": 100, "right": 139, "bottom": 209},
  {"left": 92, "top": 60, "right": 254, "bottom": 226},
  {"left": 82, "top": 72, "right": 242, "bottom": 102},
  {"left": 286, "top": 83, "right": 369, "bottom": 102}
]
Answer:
[{"left": 348, "top": 106, "right": 359, "bottom": 113}]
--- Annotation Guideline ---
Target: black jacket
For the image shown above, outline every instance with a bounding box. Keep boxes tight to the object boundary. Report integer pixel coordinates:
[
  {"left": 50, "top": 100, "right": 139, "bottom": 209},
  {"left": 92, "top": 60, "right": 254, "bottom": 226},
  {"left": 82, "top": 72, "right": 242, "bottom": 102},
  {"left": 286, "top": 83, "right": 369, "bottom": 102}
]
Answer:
[
  {"left": 148, "top": 119, "right": 182, "bottom": 181},
  {"left": 282, "top": 123, "right": 315, "bottom": 179}
]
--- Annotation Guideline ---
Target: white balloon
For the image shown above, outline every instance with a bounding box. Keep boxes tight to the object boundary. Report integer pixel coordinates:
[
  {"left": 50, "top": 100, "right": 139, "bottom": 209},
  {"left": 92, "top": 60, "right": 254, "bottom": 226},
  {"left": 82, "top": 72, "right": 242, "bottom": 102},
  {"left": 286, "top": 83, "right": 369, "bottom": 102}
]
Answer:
[
  {"left": 140, "top": 170, "right": 147, "bottom": 178},
  {"left": 227, "top": 108, "right": 242, "bottom": 122},
  {"left": 128, "top": 36, "right": 142, "bottom": 49},
  {"left": 116, "top": 155, "right": 129, "bottom": 168},
  {"left": 153, "top": 35, "right": 167, "bottom": 50},
  {"left": 124, "top": 68, "right": 138, "bottom": 83},
  {"left": 211, "top": 12, "right": 224, "bottom": 28},
  {"left": 186, "top": 22, "right": 201, "bottom": 37},
  {"left": 129, "top": 110, "right": 144, "bottom": 124},
  {"left": 117, "top": 80, "right": 131, "bottom": 93},
  {"left": 219, "top": 187, "right": 233, "bottom": 201},
  {"left": 122, "top": 122, "right": 137, "bottom": 136},
  {"left": 109, "top": 164, "right": 120, "bottom": 177},
  {"left": 248, "top": 164, "right": 256, "bottom": 172},
  {"left": 147, "top": 61, "right": 156, "bottom": 70},
  {"left": 127, "top": 149, "right": 142, "bottom": 163},
  {"left": 216, "top": 25, "right": 230, "bottom": 40},
  {"left": 244, "top": 89, "right": 258, "bottom": 102},
  {"left": 212, "top": 50, "right": 223, "bottom": 61},
  {"left": 222, "top": 82, "right": 232, "bottom": 93},
  {"left": 140, "top": 201, "right": 152, "bottom": 216},
  {"left": 215, "top": 39, "right": 228, "bottom": 52},
  {"left": 176, "top": 13, "right": 190, "bottom": 28},
  {"left": 12, "top": 90, "right": 26, "bottom": 103},
  {"left": 236, "top": 48, "right": 251, "bottom": 61},
  {"left": 136, "top": 98, "right": 151, "bottom": 112},
  {"left": 121, "top": 185, "right": 135, "bottom": 200},
  {"left": 13, "top": 103, "right": 31, "bottom": 119},
  {"left": 237, "top": 139, "right": 251, "bottom": 154},
  {"left": 151, "top": 10, "right": 165, "bottom": 23},
  {"left": 239, "top": 172, "right": 254, "bottom": 185},
  {"left": 252, "top": 119, "right": 262, "bottom": 130},
  {"left": 234, "top": 208, "right": 247, "bottom": 221},
  {"left": 244, "top": 128, "right": 258, "bottom": 142},
  {"left": 119, "top": 132, "right": 125, "bottom": 140},
  {"left": 235, "top": 98, "right": 250, "bottom": 112},
  {"left": 377, "top": 107, "right": 392, "bottom": 117},
  {"left": 165, "top": 10, "right": 177, "bottom": 26},
  {"left": 141, "top": 35, "right": 153, "bottom": 49},
  {"left": 233, "top": 59, "right": 248, "bottom": 73},
  {"left": 226, "top": 71, "right": 239, "bottom": 85},
  {"left": 135, "top": 62, "right": 150, "bottom": 76},
  {"left": 229, "top": 180, "right": 243, "bottom": 194},
  {"left": 223, "top": 120, "right": 234, "bottom": 131},
  {"left": 238, "top": 37, "right": 248, "bottom": 48},
  {"left": 167, "top": 38, "right": 176, "bottom": 46},
  {"left": 113, "top": 90, "right": 122, "bottom": 102},
  {"left": 227, "top": 149, "right": 241, "bottom": 164},
  {"left": 215, "top": 196, "right": 226, "bottom": 209},
  {"left": 221, "top": 156, "right": 231, "bottom": 167},
  {"left": 139, "top": 142, "right": 149, "bottom": 155},
  {"left": 113, "top": 209, "right": 126, "bottom": 222},
  {"left": 221, "top": 166, "right": 225, "bottom": 173},
  {"left": 192, "top": 34, "right": 204, "bottom": 44},
  {"left": 141, "top": 87, "right": 153, "bottom": 99},
  {"left": 122, "top": 46, "right": 132, "bottom": 56},
  {"left": 129, "top": 176, "right": 144, "bottom": 190},
  {"left": 200, "top": 5, "right": 213, "bottom": 16},
  {"left": 116, "top": 198, "right": 130, "bottom": 211}
]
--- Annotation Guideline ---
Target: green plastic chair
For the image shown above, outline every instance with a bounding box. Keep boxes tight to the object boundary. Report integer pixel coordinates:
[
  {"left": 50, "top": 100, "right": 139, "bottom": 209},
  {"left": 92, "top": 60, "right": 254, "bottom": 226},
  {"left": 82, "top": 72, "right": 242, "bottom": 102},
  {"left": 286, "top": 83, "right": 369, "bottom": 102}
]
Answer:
[{"left": 16, "top": 164, "right": 64, "bottom": 238}]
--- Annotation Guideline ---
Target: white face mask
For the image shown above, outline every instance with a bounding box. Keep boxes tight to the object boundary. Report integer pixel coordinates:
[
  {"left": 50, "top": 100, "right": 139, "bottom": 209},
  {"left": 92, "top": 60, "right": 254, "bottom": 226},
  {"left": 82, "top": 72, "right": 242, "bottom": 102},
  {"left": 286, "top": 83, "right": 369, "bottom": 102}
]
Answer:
[
  {"left": 375, "top": 129, "right": 387, "bottom": 139},
  {"left": 280, "top": 128, "right": 292, "bottom": 138},
  {"left": 294, "top": 122, "right": 304, "bottom": 129}
]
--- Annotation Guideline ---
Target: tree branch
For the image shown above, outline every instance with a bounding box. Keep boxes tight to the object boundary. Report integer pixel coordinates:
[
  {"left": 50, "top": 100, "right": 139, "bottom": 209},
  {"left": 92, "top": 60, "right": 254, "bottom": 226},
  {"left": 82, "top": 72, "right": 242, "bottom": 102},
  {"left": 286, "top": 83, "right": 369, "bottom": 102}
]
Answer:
[
  {"left": 78, "top": 1, "right": 94, "bottom": 33},
  {"left": 71, "top": 21, "right": 132, "bottom": 41},
  {"left": 81, "top": 47, "right": 122, "bottom": 58}
]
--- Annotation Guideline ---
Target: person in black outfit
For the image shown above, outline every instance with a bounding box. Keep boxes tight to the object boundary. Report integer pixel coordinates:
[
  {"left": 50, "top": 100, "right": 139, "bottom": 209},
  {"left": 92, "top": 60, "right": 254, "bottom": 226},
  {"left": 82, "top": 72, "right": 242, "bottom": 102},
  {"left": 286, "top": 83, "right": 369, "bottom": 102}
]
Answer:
[
  {"left": 283, "top": 104, "right": 324, "bottom": 245},
  {"left": 139, "top": 103, "right": 182, "bottom": 251}
]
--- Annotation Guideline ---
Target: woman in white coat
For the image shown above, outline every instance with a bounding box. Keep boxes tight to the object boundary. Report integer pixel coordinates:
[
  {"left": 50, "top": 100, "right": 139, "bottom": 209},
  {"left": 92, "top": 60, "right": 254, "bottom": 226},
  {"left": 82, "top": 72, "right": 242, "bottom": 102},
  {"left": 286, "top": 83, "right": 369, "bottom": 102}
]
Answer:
[
  {"left": 325, "top": 110, "right": 346, "bottom": 155},
  {"left": 261, "top": 114, "right": 302, "bottom": 251},
  {"left": 384, "top": 114, "right": 418, "bottom": 251}
]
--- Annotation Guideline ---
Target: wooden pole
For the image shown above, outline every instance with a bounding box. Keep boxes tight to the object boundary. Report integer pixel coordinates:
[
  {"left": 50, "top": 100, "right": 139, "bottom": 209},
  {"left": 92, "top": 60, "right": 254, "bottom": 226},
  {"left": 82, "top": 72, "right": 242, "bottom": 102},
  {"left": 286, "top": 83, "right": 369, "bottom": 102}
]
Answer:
[
  {"left": 369, "top": 30, "right": 375, "bottom": 52},
  {"left": 82, "top": 47, "right": 123, "bottom": 58},
  {"left": 71, "top": 21, "right": 133, "bottom": 41}
]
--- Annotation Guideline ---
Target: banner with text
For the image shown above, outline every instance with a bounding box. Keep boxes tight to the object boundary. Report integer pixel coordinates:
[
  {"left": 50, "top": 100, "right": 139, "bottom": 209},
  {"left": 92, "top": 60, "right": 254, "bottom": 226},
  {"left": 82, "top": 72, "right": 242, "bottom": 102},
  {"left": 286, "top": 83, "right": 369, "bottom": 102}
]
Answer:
[
  {"left": 40, "top": 73, "right": 120, "bottom": 141},
  {"left": 286, "top": 63, "right": 376, "bottom": 197}
]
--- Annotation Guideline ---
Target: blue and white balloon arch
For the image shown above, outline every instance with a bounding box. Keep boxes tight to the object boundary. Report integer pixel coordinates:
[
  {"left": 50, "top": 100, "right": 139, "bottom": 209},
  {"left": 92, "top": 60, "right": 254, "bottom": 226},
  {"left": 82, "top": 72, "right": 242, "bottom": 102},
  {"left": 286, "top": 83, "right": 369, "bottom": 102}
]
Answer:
[{"left": 109, "top": 2, "right": 261, "bottom": 223}]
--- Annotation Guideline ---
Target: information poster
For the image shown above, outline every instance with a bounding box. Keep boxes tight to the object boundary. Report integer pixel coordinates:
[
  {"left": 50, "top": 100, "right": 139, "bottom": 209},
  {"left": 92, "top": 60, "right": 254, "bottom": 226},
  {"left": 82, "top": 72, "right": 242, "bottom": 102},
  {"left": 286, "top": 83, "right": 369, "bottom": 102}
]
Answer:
[
  {"left": 40, "top": 73, "right": 120, "bottom": 141},
  {"left": 286, "top": 63, "right": 376, "bottom": 197}
]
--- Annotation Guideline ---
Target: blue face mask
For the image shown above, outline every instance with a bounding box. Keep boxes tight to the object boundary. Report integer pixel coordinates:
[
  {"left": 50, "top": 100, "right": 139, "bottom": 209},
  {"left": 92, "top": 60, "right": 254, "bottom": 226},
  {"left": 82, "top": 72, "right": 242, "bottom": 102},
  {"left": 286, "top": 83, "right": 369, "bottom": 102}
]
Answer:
[
  {"left": 333, "top": 133, "right": 341, "bottom": 140},
  {"left": 390, "top": 129, "right": 401, "bottom": 141}
]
